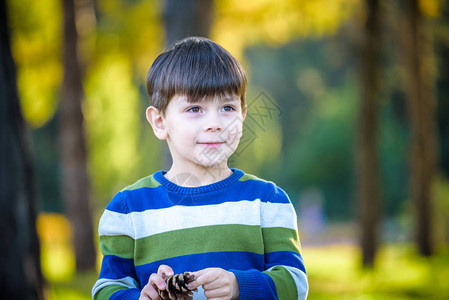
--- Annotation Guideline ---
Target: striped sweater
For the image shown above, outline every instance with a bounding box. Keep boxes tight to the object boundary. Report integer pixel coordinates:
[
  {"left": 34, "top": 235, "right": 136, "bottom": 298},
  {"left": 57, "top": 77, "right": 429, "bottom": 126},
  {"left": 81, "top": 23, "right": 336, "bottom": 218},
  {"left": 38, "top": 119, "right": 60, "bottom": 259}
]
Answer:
[{"left": 92, "top": 169, "right": 308, "bottom": 299}]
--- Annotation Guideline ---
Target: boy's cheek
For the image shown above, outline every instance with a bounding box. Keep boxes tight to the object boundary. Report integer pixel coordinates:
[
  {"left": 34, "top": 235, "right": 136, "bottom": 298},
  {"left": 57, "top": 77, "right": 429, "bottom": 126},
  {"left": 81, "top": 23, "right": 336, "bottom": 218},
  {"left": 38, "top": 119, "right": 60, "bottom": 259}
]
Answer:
[{"left": 227, "top": 126, "right": 244, "bottom": 143}]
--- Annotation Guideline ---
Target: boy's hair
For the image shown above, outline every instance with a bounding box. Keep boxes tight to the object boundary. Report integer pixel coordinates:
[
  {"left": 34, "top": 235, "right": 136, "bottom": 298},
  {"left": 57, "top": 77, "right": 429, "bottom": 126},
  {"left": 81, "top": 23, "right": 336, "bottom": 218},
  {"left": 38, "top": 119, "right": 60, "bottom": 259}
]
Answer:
[{"left": 146, "top": 36, "right": 247, "bottom": 114}]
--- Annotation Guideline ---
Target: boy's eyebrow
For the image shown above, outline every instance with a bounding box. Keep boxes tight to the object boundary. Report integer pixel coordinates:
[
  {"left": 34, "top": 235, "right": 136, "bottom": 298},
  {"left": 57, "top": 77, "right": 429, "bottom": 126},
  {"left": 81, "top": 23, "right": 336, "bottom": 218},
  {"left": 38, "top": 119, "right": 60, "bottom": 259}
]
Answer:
[{"left": 218, "top": 96, "right": 240, "bottom": 102}]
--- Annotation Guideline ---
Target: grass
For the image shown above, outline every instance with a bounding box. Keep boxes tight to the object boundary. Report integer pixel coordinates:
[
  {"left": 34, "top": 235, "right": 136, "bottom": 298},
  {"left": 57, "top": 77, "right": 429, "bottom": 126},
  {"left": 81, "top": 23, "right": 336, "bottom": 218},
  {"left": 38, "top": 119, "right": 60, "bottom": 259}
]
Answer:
[
  {"left": 46, "top": 271, "right": 97, "bottom": 300},
  {"left": 303, "top": 243, "right": 449, "bottom": 299}
]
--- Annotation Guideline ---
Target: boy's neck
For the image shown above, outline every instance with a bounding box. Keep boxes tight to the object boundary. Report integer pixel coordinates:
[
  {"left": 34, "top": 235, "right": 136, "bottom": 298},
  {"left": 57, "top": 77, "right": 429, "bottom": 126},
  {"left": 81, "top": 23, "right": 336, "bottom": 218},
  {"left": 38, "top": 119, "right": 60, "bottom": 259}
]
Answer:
[{"left": 164, "top": 164, "right": 233, "bottom": 187}]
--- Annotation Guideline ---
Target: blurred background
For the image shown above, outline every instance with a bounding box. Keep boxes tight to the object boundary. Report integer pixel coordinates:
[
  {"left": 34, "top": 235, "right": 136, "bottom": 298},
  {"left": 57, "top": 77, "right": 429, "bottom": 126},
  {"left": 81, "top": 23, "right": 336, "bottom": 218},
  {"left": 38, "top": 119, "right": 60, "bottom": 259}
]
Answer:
[{"left": 1, "top": 0, "right": 449, "bottom": 299}]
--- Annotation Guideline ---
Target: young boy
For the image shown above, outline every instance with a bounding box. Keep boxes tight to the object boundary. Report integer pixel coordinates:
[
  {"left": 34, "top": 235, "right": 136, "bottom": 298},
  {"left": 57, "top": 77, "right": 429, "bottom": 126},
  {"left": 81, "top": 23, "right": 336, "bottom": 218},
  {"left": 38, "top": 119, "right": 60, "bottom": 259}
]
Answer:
[{"left": 92, "top": 37, "right": 308, "bottom": 300}]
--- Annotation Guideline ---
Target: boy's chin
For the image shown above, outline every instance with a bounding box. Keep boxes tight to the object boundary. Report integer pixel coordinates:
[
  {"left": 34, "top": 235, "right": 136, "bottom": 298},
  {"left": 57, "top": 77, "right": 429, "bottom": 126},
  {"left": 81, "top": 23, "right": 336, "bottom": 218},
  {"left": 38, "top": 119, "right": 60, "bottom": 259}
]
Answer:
[
  {"left": 198, "top": 161, "right": 229, "bottom": 169},
  {"left": 193, "top": 156, "right": 230, "bottom": 169}
]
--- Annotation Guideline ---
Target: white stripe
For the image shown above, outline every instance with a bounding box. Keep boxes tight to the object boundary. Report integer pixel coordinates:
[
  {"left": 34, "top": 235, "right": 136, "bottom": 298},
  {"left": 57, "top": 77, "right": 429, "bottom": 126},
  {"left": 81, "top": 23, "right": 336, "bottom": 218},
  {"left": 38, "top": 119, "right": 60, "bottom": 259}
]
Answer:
[
  {"left": 261, "top": 201, "right": 298, "bottom": 230},
  {"left": 192, "top": 286, "right": 207, "bottom": 300},
  {"left": 99, "top": 199, "right": 297, "bottom": 239},
  {"left": 267, "top": 265, "right": 309, "bottom": 300},
  {"left": 98, "top": 210, "right": 136, "bottom": 238},
  {"left": 92, "top": 276, "right": 138, "bottom": 298}
]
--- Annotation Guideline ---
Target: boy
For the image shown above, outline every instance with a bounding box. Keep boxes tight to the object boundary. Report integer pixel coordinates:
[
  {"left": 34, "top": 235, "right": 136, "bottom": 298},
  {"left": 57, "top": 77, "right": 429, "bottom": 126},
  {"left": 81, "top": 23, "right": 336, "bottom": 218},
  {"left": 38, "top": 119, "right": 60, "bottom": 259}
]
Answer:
[{"left": 92, "top": 37, "right": 308, "bottom": 300}]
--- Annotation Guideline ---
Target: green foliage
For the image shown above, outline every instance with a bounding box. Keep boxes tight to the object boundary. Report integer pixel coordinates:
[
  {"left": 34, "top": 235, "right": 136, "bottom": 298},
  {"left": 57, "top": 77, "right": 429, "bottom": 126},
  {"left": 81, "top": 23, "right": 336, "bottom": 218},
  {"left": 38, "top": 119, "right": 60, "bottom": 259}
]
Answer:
[
  {"left": 229, "top": 88, "right": 284, "bottom": 176},
  {"left": 47, "top": 271, "right": 98, "bottom": 300},
  {"left": 8, "top": 0, "right": 62, "bottom": 128},
  {"left": 286, "top": 79, "right": 357, "bottom": 219},
  {"left": 379, "top": 96, "right": 410, "bottom": 217},
  {"left": 212, "top": 0, "right": 361, "bottom": 59},
  {"left": 243, "top": 36, "right": 413, "bottom": 220},
  {"left": 95, "top": 0, "right": 163, "bottom": 76},
  {"left": 85, "top": 57, "right": 142, "bottom": 204},
  {"left": 433, "top": 175, "right": 449, "bottom": 245},
  {"left": 31, "top": 120, "right": 63, "bottom": 212},
  {"left": 84, "top": 0, "right": 164, "bottom": 207}
]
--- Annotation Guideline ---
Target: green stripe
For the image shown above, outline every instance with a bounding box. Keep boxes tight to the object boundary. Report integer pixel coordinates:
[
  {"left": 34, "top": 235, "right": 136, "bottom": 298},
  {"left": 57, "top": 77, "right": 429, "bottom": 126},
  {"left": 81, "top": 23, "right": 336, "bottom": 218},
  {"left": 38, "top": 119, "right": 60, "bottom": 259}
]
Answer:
[
  {"left": 100, "top": 228, "right": 301, "bottom": 261},
  {"left": 135, "top": 224, "right": 264, "bottom": 266},
  {"left": 262, "top": 227, "right": 301, "bottom": 254},
  {"left": 122, "top": 175, "right": 160, "bottom": 191},
  {"left": 94, "top": 285, "right": 127, "bottom": 300},
  {"left": 239, "top": 173, "right": 267, "bottom": 182},
  {"left": 100, "top": 235, "right": 134, "bottom": 259},
  {"left": 263, "top": 266, "right": 298, "bottom": 300}
]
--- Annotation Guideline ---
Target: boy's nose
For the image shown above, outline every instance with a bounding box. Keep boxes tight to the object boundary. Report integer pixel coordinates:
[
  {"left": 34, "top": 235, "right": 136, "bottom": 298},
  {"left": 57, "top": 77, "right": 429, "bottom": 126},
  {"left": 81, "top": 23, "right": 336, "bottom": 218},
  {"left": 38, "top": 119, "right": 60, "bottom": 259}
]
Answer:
[
  {"left": 204, "top": 113, "right": 222, "bottom": 132},
  {"left": 205, "top": 122, "right": 222, "bottom": 132}
]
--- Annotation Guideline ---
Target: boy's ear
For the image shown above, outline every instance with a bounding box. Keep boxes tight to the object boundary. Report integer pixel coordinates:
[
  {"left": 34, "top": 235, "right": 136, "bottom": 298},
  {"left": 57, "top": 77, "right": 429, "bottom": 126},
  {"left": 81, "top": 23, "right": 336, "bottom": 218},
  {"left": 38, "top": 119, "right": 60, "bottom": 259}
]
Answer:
[
  {"left": 146, "top": 106, "right": 168, "bottom": 140},
  {"left": 242, "top": 104, "right": 247, "bottom": 121}
]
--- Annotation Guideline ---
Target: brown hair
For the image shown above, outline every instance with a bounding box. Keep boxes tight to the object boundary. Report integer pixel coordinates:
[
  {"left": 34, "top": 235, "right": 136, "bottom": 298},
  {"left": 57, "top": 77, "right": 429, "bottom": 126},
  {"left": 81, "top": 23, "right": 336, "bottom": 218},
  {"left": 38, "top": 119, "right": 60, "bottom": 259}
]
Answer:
[{"left": 146, "top": 36, "right": 247, "bottom": 114}]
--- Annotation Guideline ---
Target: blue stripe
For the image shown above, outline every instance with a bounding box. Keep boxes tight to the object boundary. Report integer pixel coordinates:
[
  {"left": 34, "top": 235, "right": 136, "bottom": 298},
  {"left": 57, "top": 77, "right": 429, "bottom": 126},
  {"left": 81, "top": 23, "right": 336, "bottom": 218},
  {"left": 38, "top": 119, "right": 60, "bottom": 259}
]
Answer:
[
  {"left": 105, "top": 193, "right": 128, "bottom": 213},
  {"left": 260, "top": 271, "right": 278, "bottom": 299},
  {"left": 99, "top": 252, "right": 304, "bottom": 291},
  {"left": 111, "top": 288, "right": 141, "bottom": 300},
  {"left": 270, "top": 185, "right": 291, "bottom": 204},
  {"left": 134, "top": 251, "right": 265, "bottom": 286},
  {"left": 106, "top": 182, "right": 290, "bottom": 213},
  {"left": 99, "top": 255, "right": 137, "bottom": 281},
  {"left": 231, "top": 268, "right": 278, "bottom": 299},
  {"left": 96, "top": 253, "right": 297, "bottom": 298},
  {"left": 262, "top": 272, "right": 278, "bottom": 298},
  {"left": 265, "top": 251, "right": 306, "bottom": 274}
]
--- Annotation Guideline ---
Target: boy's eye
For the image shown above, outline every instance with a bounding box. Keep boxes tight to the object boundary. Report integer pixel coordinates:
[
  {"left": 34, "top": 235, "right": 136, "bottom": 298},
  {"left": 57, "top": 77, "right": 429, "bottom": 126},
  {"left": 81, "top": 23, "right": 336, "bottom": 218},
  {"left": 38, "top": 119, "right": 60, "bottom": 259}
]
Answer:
[
  {"left": 187, "top": 106, "right": 202, "bottom": 113},
  {"left": 222, "top": 105, "right": 235, "bottom": 112}
]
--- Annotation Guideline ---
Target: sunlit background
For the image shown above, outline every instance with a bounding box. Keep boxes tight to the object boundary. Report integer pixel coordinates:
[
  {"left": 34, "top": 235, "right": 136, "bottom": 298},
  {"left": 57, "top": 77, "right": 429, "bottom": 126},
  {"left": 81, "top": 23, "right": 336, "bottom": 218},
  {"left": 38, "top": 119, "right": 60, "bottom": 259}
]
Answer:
[{"left": 5, "top": 0, "right": 449, "bottom": 298}]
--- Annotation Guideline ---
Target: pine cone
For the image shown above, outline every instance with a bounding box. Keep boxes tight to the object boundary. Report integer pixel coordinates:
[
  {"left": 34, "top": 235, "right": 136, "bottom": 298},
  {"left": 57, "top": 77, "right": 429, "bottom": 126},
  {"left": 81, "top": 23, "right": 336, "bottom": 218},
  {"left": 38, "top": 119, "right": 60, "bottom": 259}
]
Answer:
[{"left": 158, "top": 272, "right": 195, "bottom": 300}]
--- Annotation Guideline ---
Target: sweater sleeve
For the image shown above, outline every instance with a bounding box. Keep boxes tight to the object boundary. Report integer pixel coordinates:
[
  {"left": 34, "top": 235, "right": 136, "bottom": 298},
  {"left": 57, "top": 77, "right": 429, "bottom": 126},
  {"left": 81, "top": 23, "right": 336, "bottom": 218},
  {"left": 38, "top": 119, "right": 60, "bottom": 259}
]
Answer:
[
  {"left": 92, "top": 192, "right": 141, "bottom": 300},
  {"left": 231, "top": 185, "right": 308, "bottom": 299}
]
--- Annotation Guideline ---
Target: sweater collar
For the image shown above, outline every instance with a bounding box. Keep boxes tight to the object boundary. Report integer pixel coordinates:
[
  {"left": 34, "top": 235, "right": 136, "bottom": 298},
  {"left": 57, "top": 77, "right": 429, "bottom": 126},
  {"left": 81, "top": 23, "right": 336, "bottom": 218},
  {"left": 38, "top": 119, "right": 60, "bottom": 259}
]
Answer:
[{"left": 153, "top": 168, "right": 244, "bottom": 195}]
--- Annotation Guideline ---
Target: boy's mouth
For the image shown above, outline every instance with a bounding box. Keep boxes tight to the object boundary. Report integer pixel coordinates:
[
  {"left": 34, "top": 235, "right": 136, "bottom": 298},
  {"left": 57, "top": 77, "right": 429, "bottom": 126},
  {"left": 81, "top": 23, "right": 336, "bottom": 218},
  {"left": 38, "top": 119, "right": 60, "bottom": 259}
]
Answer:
[{"left": 198, "top": 142, "right": 225, "bottom": 149}]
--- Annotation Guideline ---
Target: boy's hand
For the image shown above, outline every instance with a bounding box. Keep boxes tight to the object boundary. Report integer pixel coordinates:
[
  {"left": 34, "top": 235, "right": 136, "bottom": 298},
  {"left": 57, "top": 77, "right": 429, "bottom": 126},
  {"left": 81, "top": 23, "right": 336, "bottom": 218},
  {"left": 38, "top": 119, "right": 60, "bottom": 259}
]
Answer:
[
  {"left": 189, "top": 268, "right": 239, "bottom": 300},
  {"left": 140, "top": 265, "right": 193, "bottom": 300}
]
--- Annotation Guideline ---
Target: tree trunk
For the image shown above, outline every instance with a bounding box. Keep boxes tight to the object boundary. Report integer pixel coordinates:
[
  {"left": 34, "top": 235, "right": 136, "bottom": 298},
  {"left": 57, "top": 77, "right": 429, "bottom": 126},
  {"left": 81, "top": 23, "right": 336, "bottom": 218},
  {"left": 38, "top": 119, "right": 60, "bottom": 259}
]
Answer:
[
  {"left": 356, "top": 0, "right": 382, "bottom": 268},
  {"left": 401, "top": 0, "right": 437, "bottom": 256},
  {"left": 60, "top": 0, "right": 96, "bottom": 271},
  {"left": 0, "top": 1, "right": 44, "bottom": 298},
  {"left": 162, "top": 0, "right": 214, "bottom": 46}
]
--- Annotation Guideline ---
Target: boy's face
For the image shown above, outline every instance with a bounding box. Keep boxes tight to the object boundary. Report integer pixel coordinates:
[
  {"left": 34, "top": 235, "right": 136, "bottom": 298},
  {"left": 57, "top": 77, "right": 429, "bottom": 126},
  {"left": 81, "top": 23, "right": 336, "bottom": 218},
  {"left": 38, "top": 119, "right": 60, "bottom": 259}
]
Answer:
[{"left": 147, "top": 94, "right": 247, "bottom": 172}]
